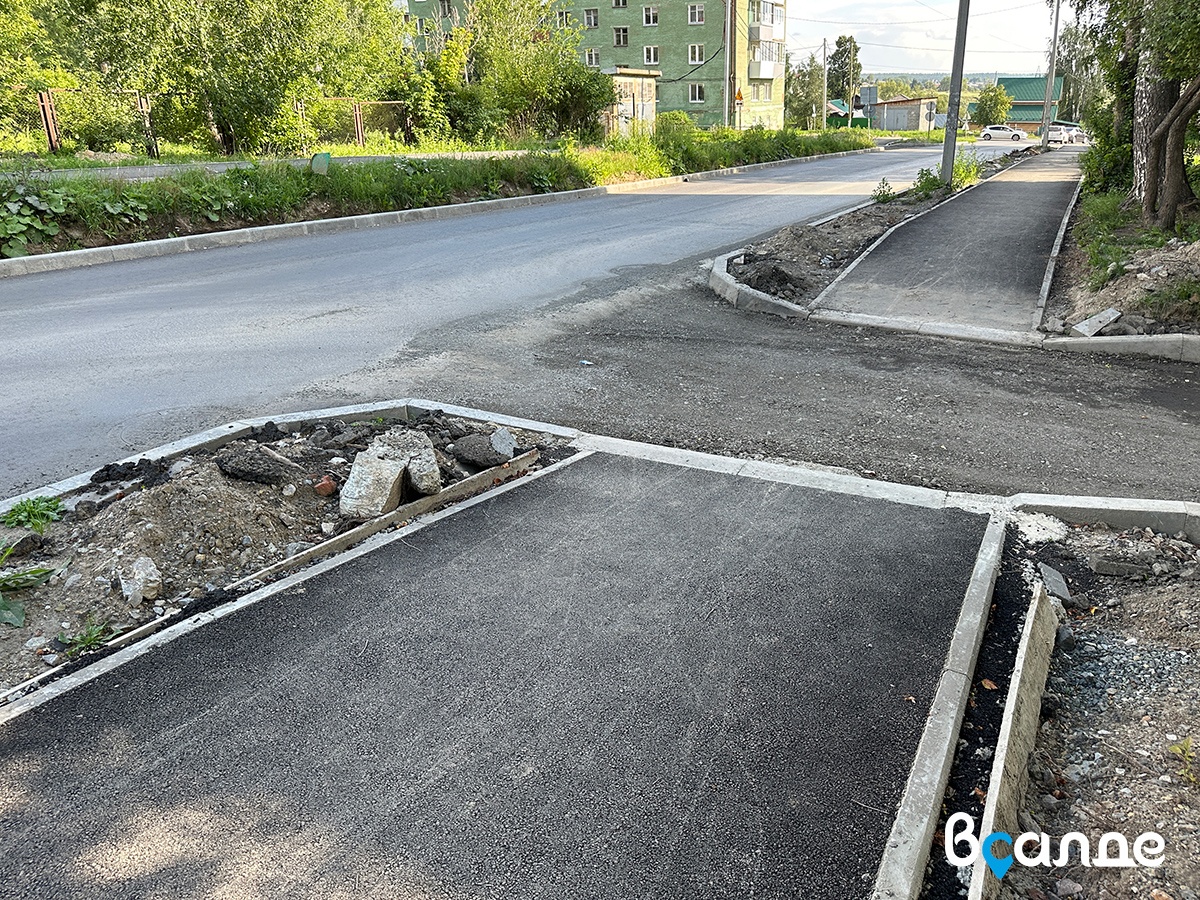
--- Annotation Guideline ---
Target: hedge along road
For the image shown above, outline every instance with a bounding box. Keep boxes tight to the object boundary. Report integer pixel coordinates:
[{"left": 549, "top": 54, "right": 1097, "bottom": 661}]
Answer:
[{"left": 0, "top": 145, "right": 1013, "bottom": 497}]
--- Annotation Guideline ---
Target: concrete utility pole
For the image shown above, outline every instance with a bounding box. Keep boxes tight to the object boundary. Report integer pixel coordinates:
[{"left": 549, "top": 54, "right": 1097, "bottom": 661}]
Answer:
[
  {"left": 940, "top": 0, "right": 971, "bottom": 183},
  {"left": 723, "top": 0, "right": 733, "bottom": 127},
  {"left": 1039, "top": 0, "right": 1062, "bottom": 148},
  {"left": 822, "top": 38, "right": 827, "bottom": 130}
]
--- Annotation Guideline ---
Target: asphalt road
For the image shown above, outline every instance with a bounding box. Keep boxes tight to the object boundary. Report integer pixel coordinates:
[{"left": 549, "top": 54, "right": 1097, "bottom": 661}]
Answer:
[
  {"left": 0, "top": 451, "right": 989, "bottom": 899},
  {"left": 1, "top": 145, "right": 1014, "bottom": 496}
]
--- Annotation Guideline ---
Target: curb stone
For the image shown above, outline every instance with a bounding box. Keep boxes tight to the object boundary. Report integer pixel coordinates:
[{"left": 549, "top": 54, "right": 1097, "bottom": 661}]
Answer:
[
  {"left": 0, "top": 148, "right": 881, "bottom": 279},
  {"left": 872, "top": 516, "right": 1008, "bottom": 900},
  {"left": 967, "top": 584, "right": 1058, "bottom": 900}
]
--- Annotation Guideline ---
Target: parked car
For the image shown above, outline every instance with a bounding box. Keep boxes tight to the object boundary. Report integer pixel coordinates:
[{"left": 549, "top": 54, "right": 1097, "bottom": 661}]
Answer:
[
  {"left": 1046, "top": 125, "right": 1069, "bottom": 143},
  {"left": 1065, "top": 126, "right": 1087, "bottom": 143},
  {"left": 980, "top": 125, "right": 1025, "bottom": 141}
]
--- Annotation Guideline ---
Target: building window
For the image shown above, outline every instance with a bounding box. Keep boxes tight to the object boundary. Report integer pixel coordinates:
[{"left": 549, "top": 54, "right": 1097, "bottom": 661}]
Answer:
[
  {"left": 760, "top": 81, "right": 773, "bottom": 101},
  {"left": 643, "top": 5, "right": 658, "bottom": 25},
  {"left": 585, "top": 48, "right": 601, "bottom": 66},
  {"left": 556, "top": 9, "right": 570, "bottom": 26},
  {"left": 688, "top": 43, "right": 704, "bottom": 64},
  {"left": 751, "top": 82, "right": 773, "bottom": 101},
  {"left": 613, "top": 26, "right": 628, "bottom": 46},
  {"left": 689, "top": 83, "right": 705, "bottom": 102},
  {"left": 584, "top": 7, "right": 599, "bottom": 26},
  {"left": 416, "top": 17, "right": 427, "bottom": 33},
  {"left": 688, "top": 3, "right": 704, "bottom": 23},
  {"left": 439, "top": 0, "right": 451, "bottom": 16},
  {"left": 644, "top": 45, "right": 659, "bottom": 65},
  {"left": 613, "top": 0, "right": 626, "bottom": 6}
]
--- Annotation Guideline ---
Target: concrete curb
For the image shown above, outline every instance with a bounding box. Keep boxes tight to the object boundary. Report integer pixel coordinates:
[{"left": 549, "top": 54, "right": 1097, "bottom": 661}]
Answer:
[
  {"left": 968, "top": 583, "right": 1058, "bottom": 900},
  {"left": 1042, "top": 333, "right": 1200, "bottom": 363},
  {"left": 1036, "top": 177, "right": 1084, "bottom": 330},
  {"left": 0, "top": 148, "right": 880, "bottom": 280},
  {"left": 1009, "top": 492, "right": 1200, "bottom": 542},
  {"left": 872, "top": 515, "right": 1008, "bottom": 900}
]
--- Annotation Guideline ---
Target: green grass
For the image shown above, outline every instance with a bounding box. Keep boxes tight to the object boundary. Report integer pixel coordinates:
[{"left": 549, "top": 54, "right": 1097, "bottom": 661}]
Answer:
[
  {"left": 2, "top": 496, "right": 63, "bottom": 535},
  {"left": 1074, "top": 190, "right": 1175, "bottom": 289},
  {"left": 868, "top": 128, "right": 976, "bottom": 144}
]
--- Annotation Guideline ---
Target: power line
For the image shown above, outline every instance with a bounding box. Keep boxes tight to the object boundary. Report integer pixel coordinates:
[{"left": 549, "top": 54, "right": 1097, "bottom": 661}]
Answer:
[
  {"left": 789, "top": 1, "right": 1044, "bottom": 26},
  {"left": 857, "top": 40, "right": 1042, "bottom": 54}
]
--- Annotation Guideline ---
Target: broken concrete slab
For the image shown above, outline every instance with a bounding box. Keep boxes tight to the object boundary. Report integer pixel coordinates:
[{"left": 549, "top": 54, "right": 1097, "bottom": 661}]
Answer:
[
  {"left": 214, "top": 442, "right": 290, "bottom": 485},
  {"left": 339, "top": 429, "right": 441, "bottom": 519},
  {"left": 1069, "top": 307, "right": 1121, "bottom": 338},
  {"left": 1037, "top": 562, "right": 1071, "bottom": 603}
]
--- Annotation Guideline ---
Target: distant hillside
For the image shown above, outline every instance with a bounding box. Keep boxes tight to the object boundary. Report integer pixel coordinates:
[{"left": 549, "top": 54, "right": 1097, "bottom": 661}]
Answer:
[{"left": 865, "top": 71, "right": 1041, "bottom": 81}]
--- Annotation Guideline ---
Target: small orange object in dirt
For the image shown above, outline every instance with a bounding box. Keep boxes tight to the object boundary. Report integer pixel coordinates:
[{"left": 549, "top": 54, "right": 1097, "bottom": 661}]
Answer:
[
  {"left": 981, "top": 678, "right": 998, "bottom": 690},
  {"left": 314, "top": 475, "right": 338, "bottom": 496}
]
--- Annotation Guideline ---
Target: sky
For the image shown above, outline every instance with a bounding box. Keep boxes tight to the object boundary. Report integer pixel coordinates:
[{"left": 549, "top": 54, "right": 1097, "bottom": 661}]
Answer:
[{"left": 786, "top": 0, "right": 1066, "bottom": 76}]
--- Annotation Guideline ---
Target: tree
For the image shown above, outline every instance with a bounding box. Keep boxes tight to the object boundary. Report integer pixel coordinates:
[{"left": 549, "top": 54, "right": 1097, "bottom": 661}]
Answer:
[
  {"left": 1056, "top": 21, "right": 1106, "bottom": 123},
  {"left": 784, "top": 53, "right": 824, "bottom": 128},
  {"left": 463, "top": 0, "right": 613, "bottom": 138},
  {"left": 826, "top": 36, "right": 861, "bottom": 108},
  {"left": 57, "top": 0, "right": 416, "bottom": 152},
  {"left": 972, "top": 83, "right": 1012, "bottom": 127},
  {"left": 873, "top": 78, "right": 913, "bottom": 101}
]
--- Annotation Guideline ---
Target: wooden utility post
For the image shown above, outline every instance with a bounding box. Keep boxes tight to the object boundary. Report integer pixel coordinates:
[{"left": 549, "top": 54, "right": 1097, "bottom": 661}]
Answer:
[{"left": 821, "top": 38, "right": 827, "bottom": 130}]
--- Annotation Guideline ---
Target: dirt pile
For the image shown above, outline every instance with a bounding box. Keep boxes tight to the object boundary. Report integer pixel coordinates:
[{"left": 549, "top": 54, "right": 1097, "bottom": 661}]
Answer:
[
  {"left": 1050, "top": 238, "right": 1200, "bottom": 336},
  {"left": 0, "top": 411, "right": 571, "bottom": 692}
]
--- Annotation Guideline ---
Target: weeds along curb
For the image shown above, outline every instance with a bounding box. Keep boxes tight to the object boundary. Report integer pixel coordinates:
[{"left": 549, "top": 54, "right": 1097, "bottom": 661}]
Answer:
[
  {"left": 871, "top": 516, "right": 1007, "bottom": 900},
  {"left": 967, "top": 583, "right": 1058, "bottom": 900},
  {"left": 0, "top": 148, "right": 880, "bottom": 279}
]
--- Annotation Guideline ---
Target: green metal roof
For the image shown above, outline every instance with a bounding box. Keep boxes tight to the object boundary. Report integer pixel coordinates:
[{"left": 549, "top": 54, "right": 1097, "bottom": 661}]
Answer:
[
  {"left": 997, "top": 76, "right": 1063, "bottom": 102},
  {"left": 1007, "top": 105, "right": 1058, "bottom": 123}
]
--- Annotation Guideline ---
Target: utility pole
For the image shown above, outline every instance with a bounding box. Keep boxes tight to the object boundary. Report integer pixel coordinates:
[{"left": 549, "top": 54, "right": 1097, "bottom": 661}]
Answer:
[
  {"left": 821, "top": 38, "right": 827, "bottom": 131},
  {"left": 723, "top": 0, "right": 733, "bottom": 127},
  {"left": 940, "top": 0, "right": 971, "bottom": 183},
  {"left": 1039, "top": 0, "right": 1062, "bottom": 147},
  {"left": 847, "top": 38, "right": 855, "bottom": 126}
]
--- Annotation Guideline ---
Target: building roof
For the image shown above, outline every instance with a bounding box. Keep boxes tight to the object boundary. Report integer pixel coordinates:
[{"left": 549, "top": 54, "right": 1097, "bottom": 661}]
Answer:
[
  {"left": 1007, "top": 105, "right": 1059, "bottom": 123},
  {"left": 828, "top": 99, "right": 849, "bottom": 114},
  {"left": 997, "top": 76, "right": 1063, "bottom": 103}
]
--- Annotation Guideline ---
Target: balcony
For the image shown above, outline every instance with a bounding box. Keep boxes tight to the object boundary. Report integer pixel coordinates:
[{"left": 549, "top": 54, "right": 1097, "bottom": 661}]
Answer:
[
  {"left": 748, "top": 21, "right": 774, "bottom": 42},
  {"left": 748, "top": 60, "right": 782, "bottom": 79}
]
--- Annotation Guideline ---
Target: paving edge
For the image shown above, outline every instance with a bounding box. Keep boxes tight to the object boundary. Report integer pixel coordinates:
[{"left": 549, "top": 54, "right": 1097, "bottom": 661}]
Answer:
[
  {"left": 871, "top": 515, "right": 1008, "bottom": 900},
  {"left": 1009, "top": 492, "right": 1200, "bottom": 543},
  {"left": 1036, "top": 177, "right": 1084, "bottom": 330},
  {"left": 0, "top": 148, "right": 881, "bottom": 279},
  {"left": 0, "top": 447, "right": 599, "bottom": 725},
  {"left": 968, "top": 583, "right": 1058, "bottom": 900}
]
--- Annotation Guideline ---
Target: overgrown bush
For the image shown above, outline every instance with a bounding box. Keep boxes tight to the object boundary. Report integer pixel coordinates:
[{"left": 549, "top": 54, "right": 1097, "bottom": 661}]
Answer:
[{"left": 52, "top": 81, "right": 145, "bottom": 152}]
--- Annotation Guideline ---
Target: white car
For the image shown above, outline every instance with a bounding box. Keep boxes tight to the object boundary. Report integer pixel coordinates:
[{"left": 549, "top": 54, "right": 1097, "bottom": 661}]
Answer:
[
  {"left": 1046, "top": 125, "right": 1070, "bottom": 143},
  {"left": 980, "top": 125, "right": 1024, "bottom": 141}
]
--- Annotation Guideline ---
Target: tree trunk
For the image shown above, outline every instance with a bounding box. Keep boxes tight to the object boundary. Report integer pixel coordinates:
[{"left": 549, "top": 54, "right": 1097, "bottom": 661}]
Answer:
[
  {"left": 1132, "top": 58, "right": 1177, "bottom": 203},
  {"left": 1112, "top": 19, "right": 1140, "bottom": 143},
  {"left": 1153, "top": 82, "right": 1200, "bottom": 230},
  {"left": 202, "top": 97, "right": 235, "bottom": 155}
]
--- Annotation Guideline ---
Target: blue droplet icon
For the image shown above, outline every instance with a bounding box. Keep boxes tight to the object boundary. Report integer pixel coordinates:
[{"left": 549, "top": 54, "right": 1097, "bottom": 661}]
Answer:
[{"left": 981, "top": 832, "right": 1013, "bottom": 880}]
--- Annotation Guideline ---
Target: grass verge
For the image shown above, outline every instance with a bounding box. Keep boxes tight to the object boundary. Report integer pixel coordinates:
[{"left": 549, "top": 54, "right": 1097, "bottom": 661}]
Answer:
[{"left": 1, "top": 128, "right": 876, "bottom": 258}]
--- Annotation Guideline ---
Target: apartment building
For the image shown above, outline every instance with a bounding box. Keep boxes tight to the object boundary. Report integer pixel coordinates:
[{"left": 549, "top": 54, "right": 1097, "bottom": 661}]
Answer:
[{"left": 571, "top": 0, "right": 786, "bottom": 128}]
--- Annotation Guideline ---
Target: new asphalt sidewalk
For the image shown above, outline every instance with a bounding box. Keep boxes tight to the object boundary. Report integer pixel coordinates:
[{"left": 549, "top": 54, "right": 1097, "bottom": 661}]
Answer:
[
  {"left": 813, "top": 148, "right": 1082, "bottom": 334},
  {"left": 0, "top": 441, "right": 992, "bottom": 900}
]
